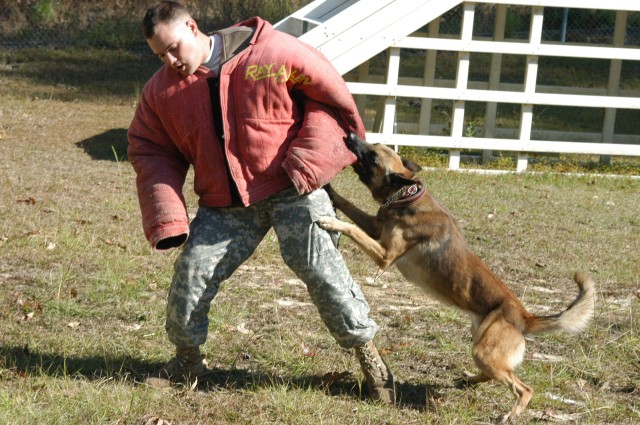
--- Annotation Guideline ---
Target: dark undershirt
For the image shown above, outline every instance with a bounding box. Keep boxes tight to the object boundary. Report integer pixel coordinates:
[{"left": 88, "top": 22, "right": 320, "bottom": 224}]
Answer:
[{"left": 204, "top": 36, "right": 241, "bottom": 206}]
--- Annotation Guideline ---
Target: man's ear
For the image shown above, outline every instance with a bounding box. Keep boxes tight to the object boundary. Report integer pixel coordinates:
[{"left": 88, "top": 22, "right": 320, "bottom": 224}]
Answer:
[
  {"left": 186, "top": 19, "right": 198, "bottom": 36},
  {"left": 389, "top": 173, "right": 416, "bottom": 187},
  {"left": 402, "top": 157, "right": 422, "bottom": 173}
]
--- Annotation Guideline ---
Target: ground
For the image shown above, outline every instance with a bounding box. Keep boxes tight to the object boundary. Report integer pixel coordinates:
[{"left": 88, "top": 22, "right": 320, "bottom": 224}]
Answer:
[{"left": 0, "top": 48, "right": 639, "bottom": 424}]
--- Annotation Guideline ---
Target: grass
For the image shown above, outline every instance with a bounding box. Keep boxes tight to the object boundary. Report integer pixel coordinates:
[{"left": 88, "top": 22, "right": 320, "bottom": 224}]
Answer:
[{"left": 1, "top": 47, "right": 639, "bottom": 424}]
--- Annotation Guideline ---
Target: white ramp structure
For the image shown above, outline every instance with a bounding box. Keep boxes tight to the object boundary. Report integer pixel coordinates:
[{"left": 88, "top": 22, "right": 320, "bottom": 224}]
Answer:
[
  {"left": 276, "top": 1, "right": 640, "bottom": 171},
  {"left": 275, "top": 0, "right": 460, "bottom": 74}
]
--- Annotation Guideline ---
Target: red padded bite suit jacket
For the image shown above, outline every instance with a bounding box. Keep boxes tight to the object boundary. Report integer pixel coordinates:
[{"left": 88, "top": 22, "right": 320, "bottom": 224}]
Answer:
[{"left": 128, "top": 17, "right": 364, "bottom": 249}]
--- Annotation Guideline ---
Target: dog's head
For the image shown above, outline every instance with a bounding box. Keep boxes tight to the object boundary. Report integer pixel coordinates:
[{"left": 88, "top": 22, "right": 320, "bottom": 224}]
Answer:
[{"left": 345, "top": 133, "right": 422, "bottom": 203}]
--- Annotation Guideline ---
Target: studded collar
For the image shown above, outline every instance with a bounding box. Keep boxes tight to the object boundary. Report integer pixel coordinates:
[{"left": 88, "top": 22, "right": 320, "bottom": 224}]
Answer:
[{"left": 380, "top": 182, "right": 425, "bottom": 209}]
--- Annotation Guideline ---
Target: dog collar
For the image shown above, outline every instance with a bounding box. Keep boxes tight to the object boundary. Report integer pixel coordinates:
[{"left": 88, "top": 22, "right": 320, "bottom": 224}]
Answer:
[{"left": 381, "top": 182, "right": 425, "bottom": 209}]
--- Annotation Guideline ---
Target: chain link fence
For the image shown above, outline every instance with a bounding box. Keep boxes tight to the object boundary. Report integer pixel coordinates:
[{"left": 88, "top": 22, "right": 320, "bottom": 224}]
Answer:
[{"left": 439, "top": 5, "right": 640, "bottom": 45}]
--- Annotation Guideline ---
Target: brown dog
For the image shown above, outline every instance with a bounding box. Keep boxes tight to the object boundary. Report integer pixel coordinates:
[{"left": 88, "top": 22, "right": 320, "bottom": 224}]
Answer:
[{"left": 318, "top": 133, "right": 595, "bottom": 423}]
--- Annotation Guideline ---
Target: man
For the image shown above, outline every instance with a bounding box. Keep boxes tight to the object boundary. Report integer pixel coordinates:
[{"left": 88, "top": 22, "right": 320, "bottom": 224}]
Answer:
[{"left": 127, "top": 1, "right": 394, "bottom": 403}]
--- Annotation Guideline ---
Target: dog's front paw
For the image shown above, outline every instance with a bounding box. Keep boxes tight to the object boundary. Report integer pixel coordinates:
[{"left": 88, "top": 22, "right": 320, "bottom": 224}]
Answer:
[{"left": 316, "top": 216, "right": 346, "bottom": 232}]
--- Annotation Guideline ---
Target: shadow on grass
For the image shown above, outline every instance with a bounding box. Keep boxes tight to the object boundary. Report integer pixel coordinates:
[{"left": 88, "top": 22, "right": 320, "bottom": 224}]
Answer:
[
  {"left": 0, "top": 344, "right": 159, "bottom": 381},
  {"left": 76, "top": 128, "right": 129, "bottom": 161},
  {"left": 0, "top": 344, "right": 431, "bottom": 411},
  {"left": 1, "top": 47, "right": 159, "bottom": 100}
]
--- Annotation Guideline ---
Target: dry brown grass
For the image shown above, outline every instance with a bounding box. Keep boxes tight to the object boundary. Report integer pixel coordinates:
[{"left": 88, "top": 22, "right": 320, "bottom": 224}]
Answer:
[{"left": 0, "top": 48, "right": 639, "bottom": 424}]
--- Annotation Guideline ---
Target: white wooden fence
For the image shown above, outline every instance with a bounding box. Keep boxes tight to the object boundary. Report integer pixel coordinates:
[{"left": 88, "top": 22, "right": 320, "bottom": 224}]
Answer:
[
  {"left": 277, "top": 0, "right": 640, "bottom": 172},
  {"left": 358, "top": 1, "right": 640, "bottom": 171}
]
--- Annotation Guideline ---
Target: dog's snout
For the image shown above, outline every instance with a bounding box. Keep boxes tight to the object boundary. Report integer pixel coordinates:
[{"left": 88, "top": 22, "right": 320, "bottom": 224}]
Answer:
[
  {"left": 345, "top": 132, "right": 361, "bottom": 150},
  {"left": 346, "top": 132, "right": 371, "bottom": 159}
]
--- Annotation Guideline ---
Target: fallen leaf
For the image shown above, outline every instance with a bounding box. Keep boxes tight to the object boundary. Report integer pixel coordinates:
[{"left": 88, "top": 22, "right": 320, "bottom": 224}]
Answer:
[
  {"left": 236, "top": 322, "right": 252, "bottom": 335},
  {"left": 20, "top": 312, "right": 35, "bottom": 322},
  {"left": 17, "top": 197, "right": 36, "bottom": 205},
  {"left": 379, "top": 347, "right": 393, "bottom": 356},
  {"left": 543, "top": 392, "right": 584, "bottom": 406},
  {"left": 101, "top": 238, "right": 128, "bottom": 250},
  {"left": 55, "top": 289, "right": 78, "bottom": 300},
  {"left": 15, "top": 298, "right": 43, "bottom": 323},
  {"left": 144, "top": 378, "right": 171, "bottom": 389},
  {"left": 141, "top": 414, "right": 172, "bottom": 425},
  {"left": 300, "top": 342, "right": 316, "bottom": 357},
  {"left": 532, "top": 352, "right": 564, "bottom": 362},
  {"left": 542, "top": 408, "right": 585, "bottom": 422},
  {"left": 320, "top": 370, "right": 352, "bottom": 387},
  {"left": 123, "top": 324, "right": 142, "bottom": 332},
  {"left": 67, "top": 321, "right": 80, "bottom": 328},
  {"left": 530, "top": 285, "right": 556, "bottom": 294},
  {"left": 276, "top": 298, "right": 311, "bottom": 308}
]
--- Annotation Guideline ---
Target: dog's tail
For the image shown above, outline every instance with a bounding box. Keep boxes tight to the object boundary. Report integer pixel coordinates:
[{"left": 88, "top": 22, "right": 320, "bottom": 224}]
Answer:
[{"left": 526, "top": 272, "right": 595, "bottom": 335}]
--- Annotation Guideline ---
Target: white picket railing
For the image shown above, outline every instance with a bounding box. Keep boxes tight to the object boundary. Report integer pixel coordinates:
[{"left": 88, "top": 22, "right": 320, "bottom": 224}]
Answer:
[{"left": 347, "top": 1, "right": 640, "bottom": 171}]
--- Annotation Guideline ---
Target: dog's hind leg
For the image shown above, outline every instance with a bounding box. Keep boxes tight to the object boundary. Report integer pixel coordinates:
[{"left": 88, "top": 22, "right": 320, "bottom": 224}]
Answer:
[
  {"left": 496, "top": 370, "right": 533, "bottom": 423},
  {"left": 462, "top": 370, "right": 491, "bottom": 384},
  {"left": 471, "top": 316, "right": 532, "bottom": 423},
  {"left": 462, "top": 315, "right": 493, "bottom": 385}
]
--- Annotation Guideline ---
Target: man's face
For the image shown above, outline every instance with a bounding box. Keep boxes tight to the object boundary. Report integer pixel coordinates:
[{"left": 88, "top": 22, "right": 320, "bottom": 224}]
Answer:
[{"left": 147, "top": 19, "right": 202, "bottom": 76}]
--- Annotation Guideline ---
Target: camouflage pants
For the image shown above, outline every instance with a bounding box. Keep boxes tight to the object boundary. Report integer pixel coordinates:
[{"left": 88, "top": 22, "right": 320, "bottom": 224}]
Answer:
[{"left": 165, "top": 187, "right": 378, "bottom": 349}]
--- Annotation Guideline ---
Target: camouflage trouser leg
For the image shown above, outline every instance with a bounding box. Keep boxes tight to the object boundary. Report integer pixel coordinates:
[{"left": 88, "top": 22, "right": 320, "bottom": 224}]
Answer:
[
  {"left": 269, "top": 188, "right": 378, "bottom": 348},
  {"left": 165, "top": 203, "right": 270, "bottom": 348},
  {"left": 165, "top": 187, "right": 378, "bottom": 349}
]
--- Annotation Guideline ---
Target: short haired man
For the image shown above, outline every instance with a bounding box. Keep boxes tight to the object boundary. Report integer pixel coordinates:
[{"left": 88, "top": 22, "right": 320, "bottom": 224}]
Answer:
[{"left": 128, "top": 1, "right": 394, "bottom": 403}]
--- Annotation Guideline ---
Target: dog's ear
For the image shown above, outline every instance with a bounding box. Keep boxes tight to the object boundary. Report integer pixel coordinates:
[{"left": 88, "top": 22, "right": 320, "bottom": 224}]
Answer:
[
  {"left": 389, "top": 173, "right": 416, "bottom": 187},
  {"left": 402, "top": 157, "right": 422, "bottom": 173}
]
